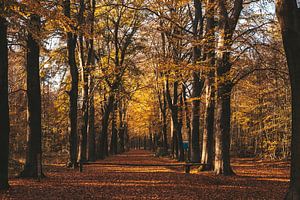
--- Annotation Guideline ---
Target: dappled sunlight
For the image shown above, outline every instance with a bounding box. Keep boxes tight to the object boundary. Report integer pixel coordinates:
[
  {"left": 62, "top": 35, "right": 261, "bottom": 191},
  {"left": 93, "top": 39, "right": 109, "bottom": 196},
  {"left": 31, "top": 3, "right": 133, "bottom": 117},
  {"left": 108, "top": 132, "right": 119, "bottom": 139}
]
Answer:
[
  {"left": 0, "top": 0, "right": 295, "bottom": 199},
  {"left": 89, "top": 165, "right": 175, "bottom": 173},
  {"left": 255, "top": 177, "right": 289, "bottom": 182}
]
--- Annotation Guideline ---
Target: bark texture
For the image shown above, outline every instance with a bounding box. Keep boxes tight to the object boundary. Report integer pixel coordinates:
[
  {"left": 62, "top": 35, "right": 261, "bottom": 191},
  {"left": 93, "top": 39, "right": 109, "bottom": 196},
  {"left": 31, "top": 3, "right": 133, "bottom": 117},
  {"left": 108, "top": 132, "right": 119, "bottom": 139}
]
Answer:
[
  {"left": 19, "top": 14, "right": 43, "bottom": 178},
  {"left": 86, "top": 0, "right": 96, "bottom": 162},
  {"left": 214, "top": 0, "right": 243, "bottom": 175},
  {"left": 276, "top": 1, "right": 300, "bottom": 199},
  {"left": 64, "top": 0, "right": 79, "bottom": 168},
  {"left": 190, "top": 0, "right": 204, "bottom": 163},
  {"left": 110, "top": 102, "right": 118, "bottom": 155},
  {"left": 99, "top": 94, "right": 115, "bottom": 159},
  {"left": 165, "top": 79, "right": 184, "bottom": 161},
  {"left": 77, "top": 0, "right": 88, "bottom": 163},
  {"left": 201, "top": 0, "right": 215, "bottom": 171}
]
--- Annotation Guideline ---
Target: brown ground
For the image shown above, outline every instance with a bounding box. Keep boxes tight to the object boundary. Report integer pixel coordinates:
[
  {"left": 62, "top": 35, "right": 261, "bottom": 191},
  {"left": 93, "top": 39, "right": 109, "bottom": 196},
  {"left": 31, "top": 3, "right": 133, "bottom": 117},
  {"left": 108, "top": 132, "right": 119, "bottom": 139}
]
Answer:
[{"left": 0, "top": 150, "right": 289, "bottom": 200}]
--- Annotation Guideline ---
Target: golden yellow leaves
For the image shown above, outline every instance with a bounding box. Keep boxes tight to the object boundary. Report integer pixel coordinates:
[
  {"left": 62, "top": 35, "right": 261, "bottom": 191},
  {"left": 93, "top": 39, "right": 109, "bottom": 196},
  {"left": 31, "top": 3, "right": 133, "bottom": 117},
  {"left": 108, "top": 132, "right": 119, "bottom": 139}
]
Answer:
[{"left": 127, "top": 86, "right": 156, "bottom": 137}]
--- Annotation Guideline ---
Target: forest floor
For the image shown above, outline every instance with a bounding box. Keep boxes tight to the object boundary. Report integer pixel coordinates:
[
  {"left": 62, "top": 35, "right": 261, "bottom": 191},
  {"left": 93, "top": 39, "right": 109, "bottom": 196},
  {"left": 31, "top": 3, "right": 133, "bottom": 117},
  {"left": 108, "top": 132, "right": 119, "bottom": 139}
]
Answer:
[{"left": 0, "top": 150, "right": 289, "bottom": 200}]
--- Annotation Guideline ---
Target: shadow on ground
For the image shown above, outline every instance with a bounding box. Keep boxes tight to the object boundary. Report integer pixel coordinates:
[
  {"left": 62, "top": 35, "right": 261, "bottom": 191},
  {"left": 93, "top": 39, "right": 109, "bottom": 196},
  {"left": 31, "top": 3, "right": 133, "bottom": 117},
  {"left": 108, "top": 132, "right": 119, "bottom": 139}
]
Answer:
[{"left": 0, "top": 150, "right": 289, "bottom": 200}]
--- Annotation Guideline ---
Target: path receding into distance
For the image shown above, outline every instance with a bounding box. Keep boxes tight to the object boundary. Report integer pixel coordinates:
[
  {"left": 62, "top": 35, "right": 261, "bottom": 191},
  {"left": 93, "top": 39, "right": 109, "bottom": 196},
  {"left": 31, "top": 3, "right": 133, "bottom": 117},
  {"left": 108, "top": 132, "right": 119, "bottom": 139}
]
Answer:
[{"left": 1, "top": 150, "right": 289, "bottom": 199}]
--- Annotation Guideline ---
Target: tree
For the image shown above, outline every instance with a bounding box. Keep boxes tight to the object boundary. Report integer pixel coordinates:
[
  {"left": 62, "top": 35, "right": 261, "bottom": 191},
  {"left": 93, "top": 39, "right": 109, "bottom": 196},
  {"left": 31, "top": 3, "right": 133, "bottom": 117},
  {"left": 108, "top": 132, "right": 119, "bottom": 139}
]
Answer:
[
  {"left": 86, "top": 0, "right": 96, "bottom": 162},
  {"left": 98, "top": 1, "right": 141, "bottom": 159},
  {"left": 201, "top": 0, "right": 215, "bottom": 171},
  {"left": 190, "top": 0, "right": 204, "bottom": 163},
  {"left": 110, "top": 101, "right": 118, "bottom": 155},
  {"left": 214, "top": 0, "right": 243, "bottom": 175},
  {"left": 19, "top": 14, "right": 43, "bottom": 178},
  {"left": 276, "top": 0, "right": 300, "bottom": 198},
  {"left": 63, "top": 0, "right": 79, "bottom": 168},
  {"left": 118, "top": 99, "right": 128, "bottom": 153},
  {"left": 155, "top": 68, "right": 169, "bottom": 153},
  {"left": 165, "top": 77, "right": 184, "bottom": 161},
  {"left": 0, "top": 1, "right": 10, "bottom": 189}
]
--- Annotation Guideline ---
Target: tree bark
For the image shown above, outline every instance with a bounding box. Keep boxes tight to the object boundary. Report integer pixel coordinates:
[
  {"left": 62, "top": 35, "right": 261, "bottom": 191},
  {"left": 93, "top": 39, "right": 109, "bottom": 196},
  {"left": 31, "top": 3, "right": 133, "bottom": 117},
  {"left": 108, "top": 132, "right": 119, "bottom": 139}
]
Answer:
[
  {"left": 19, "top": 14, "right": 44, "bottom": 178},
  {"left": 276, "top": 1, "right": 300, "bottom": 198},
  {"left": 161, "top": 91, "right": 169, "bottom": 151},
  {"left": 118, "top": 101, "right": 126, "bottom": 153},
  {"left": 64, "top": 0, "right": 79, "bottom": 168},
  {"left": 157, "top": 84, "right": 169, "bottom": 152},
  {"left": 214, "top": 37, "right": 235, "bottom": 175},
  {"left": 190, "top": 0, "right": 204, "bottom": 163},
  {"left": 178, "top": 92, "right": 184, "bottom": 160},
  {"left": 165, "top": 79, "right": 184, "bottom": 161},
  {"left": 182, "top": 85, "right": 191, "bottom": 161},
  {"left": 201, "top": 0, "right": 215, "bottom": 171},
  {"left": 149, "top": 131, "right": 153, "bottom": 152},
  {"left": 86, "top": 0, "right": 96, "bottom": 162},
  {"left": 201, "top": 77, "right": 215, "bottom": 171},
  {"left": 158, "top": 22, "right": 169, "bottom": 153},
  {"left": 87, "top": 90, "right": 95, "bottom": 161},
  {"left": 214, "top": 83, "right": 234, "bottom": 175},
  {"left": 190, "top": 72, "right": 202, "bottom": 162},
  {"left": 99, "top": 94, "right": 114, "bottom": 159},
  {"left": 77, "top": 0, "right": 88, "bottom": 163},
  {"left": 213, "top": 0, "right": 243, "bottom": 176},
  {"left": 110, "top": 102, "right": 118, "bottom": 155},
  {"left": 0, "top": 11, "right": 10, "bottom": 189}
]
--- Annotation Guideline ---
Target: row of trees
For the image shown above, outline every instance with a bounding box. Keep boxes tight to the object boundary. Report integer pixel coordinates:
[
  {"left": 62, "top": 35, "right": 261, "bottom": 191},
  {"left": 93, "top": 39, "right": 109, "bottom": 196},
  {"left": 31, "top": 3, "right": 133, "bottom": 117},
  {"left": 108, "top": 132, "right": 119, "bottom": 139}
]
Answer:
[
  {"left": 0, "top": 0, "right": 299, "bottom": 198},
  {"left": 144, "top": 0, "right": 278, "bottom": 174},
  {"left": 126, "top": 0, "right": 299, "bottom": 197},
  {"left": 0, "top": 0, "right": 145, "bottom": 188}
]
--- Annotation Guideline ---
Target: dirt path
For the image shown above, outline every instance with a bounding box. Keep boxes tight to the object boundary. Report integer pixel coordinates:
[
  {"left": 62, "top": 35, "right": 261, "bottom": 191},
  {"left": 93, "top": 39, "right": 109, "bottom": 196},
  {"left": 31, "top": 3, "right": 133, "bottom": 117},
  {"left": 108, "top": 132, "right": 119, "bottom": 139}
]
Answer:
[{"left": 0, "top": 150, "right": 289, "bottom": 200}]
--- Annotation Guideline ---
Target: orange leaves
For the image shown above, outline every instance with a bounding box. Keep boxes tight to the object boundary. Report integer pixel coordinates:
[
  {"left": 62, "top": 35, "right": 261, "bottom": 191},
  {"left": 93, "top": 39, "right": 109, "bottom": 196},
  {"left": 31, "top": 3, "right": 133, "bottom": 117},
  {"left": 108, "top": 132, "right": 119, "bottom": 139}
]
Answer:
[{"left": 2, "top": 150, "right": 289, "bottom": 200}]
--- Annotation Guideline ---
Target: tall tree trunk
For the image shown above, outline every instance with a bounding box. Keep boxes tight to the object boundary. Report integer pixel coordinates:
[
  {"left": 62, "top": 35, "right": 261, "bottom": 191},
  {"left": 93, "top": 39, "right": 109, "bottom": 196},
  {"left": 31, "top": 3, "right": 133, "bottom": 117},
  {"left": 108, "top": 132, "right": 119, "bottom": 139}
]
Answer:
[
  {"left": 276, "top": 1, "right": 300, "bottom": 198},
  {"left": 87, "top": 89, "right": 95, "bottom": 161},
  {"left": 214, "top": 83, "right": 234, "bottom": 175},
  {"left": 64, "top": 0, "right": 79, "bottom": 168},
  {"left": 118, "top": 122, "right": 125, "bottom": 153},
  {"left": 86, "top": 0, "right": 96, "bottom": 162},
  {"left": 157, "top": 84, "right": 168, "bottom": 152},
  {"left": 77, "top": 0, "right": 88, "bottom": 163},
  {"left": 159, "top": 21, "right": 168, "bottom": 153},
  {"left": 214, "top": 32, "right": 235, "bottom": 176},
  {"left": 0, "top": 12, "right": 10, "bottom": 189},
  {"left": 201, "top": 0, "right": 215, "bottom": 171},
  {"left": 213, "top": 0, "right": 243, "bottom": 176},
  {"left": 172, "top": 122, "right": 179, "bottom": 158},
  {"left": 99, "top": 94, "right": 114, "bottom": 159},
  {"left": 78, "top": 58, "right": 88, "bottom": 162},
  {"left": 78, "top": 55, "right": 88, "bottom": 163},
  {"left": 178, "top": 92, "right": 184, "bottom": 160},
  {"left": 19, "top": 14, "right": 43, "bottom": 178},
  {"left": 96, "top": 86, "right": 104, "bottom": 158},
  {"left": 165, "top": 79, "right": 184, "bottom": 161},
  {"left": 190, "top": 72, "right": 202, "bottom": 162},
  {"left": 190, "top": 0, "right": 204, "bottom": 163},
  {"left": 183, "top": 85, "right": 191, "bottom": 161},
  {"left": 124, "top": 123, "right": 129, "bottom": 151},
  {"left": 214, "top": 34, "right": 234, "bottom": 176},
  {"left": 118, "top": 101, "right": 126, "bottom": 153},
  {"left": 201, "top": 78, "right": 215, "bottom": 170},
  {"left": 161, "top": 91, "right": 168, "bottom": 151},
  {"left": 149, "top": 130, "right": 153, "bottom": 152},
  {"left": 110, "top": 102, "right": 118, "bottom": 155}
]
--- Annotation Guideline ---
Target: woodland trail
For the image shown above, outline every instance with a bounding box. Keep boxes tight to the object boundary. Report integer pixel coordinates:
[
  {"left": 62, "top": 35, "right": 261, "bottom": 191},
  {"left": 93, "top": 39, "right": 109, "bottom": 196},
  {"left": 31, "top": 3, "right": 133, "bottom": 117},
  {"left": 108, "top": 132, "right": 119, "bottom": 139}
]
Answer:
[{"left": 1, "top": 150, "right": 289, "bottom": 200}]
